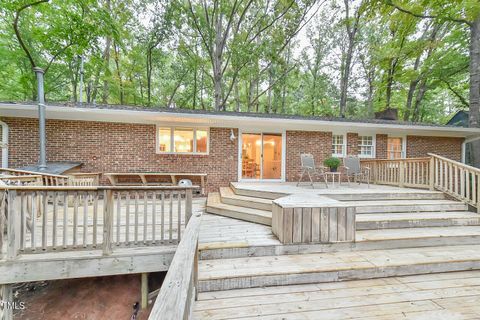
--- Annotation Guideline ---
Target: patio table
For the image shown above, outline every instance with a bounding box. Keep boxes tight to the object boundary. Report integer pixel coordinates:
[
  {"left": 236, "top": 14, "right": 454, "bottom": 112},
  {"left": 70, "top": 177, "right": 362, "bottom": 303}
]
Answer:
[{"left": 325, "top": 172, "right": 342, "bottom": 188}]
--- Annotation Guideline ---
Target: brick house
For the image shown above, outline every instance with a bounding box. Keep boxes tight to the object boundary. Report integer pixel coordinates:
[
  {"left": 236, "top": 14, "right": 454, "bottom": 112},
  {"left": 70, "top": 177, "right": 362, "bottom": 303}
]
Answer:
[{"left": 1, "top": 102, "right": 479, "bottom": 193}]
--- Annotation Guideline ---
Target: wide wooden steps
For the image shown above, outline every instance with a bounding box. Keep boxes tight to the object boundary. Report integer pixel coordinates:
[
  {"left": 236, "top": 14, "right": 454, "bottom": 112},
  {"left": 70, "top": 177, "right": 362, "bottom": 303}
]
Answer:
[
  {"left": 197, "top": 244, "right": 480, "bottom": 292},
  {"left": 357, "top": 211, "right": 480, "bottom": 229},
  {"left": 354, "top": 199, "right": 467, "bottom": 214},
  {"left": 219, "top": 187, "right": 272, "bottom": 211},
  {"left": 193, "top": 271, "right": 480, "bottom": 319},
  {"left": 206, "top": 192, "right": 271, "bottom": 225},
  {"left": 230, "top": 182, "right": 446, "bottom": 201}
]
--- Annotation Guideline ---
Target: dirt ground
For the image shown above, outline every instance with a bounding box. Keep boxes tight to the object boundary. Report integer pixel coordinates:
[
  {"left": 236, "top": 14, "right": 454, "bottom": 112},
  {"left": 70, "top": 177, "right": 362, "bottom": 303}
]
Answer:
[{"left": 13, "top": 273, "right": 165, "bottom": 320}]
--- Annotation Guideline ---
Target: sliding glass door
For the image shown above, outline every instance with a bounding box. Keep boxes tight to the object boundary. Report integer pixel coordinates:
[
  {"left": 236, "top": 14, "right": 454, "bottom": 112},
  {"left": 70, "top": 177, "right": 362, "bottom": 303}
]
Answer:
[{"left": 241, "top": 133, "right": 283, "bottom": 180}]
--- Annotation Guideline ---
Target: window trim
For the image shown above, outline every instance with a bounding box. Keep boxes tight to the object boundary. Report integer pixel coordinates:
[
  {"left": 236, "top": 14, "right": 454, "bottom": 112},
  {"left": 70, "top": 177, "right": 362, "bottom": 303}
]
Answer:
[
  {"left": 358, "top": 135, "right": 376, "bottom": 159},
  {"left": 156, "top": 125, "right": 210, "bottom": 155},
  {"left": 332, "top": 133, "right": 346, "bottom": 158}
]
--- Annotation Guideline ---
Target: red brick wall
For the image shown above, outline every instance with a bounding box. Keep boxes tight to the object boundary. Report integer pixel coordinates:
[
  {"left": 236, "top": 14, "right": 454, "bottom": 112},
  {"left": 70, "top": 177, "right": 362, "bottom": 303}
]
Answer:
[
  {"left": 285, "top": 130, "right": 332, "bottom": 181},
  {"left": 376, "top": 134, "right": 388, "bottom": 159},
  {"left": 347, "top": 133, "right": 358, "bottom": 155},
  {"left": 3, "top": 117, "right": 238, "bottom": 193},
  {"left": 407, "top": 135, "right": 463, "bottom": 161},
  {"left": 2, "top": 117, "right": 466, "bottom": 190}
]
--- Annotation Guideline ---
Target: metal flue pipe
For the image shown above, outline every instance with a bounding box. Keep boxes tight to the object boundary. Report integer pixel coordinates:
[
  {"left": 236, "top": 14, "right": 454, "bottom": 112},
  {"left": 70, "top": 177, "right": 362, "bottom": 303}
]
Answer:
[{"left": 33, "top": 67, "right": 47, "bottom": 170}]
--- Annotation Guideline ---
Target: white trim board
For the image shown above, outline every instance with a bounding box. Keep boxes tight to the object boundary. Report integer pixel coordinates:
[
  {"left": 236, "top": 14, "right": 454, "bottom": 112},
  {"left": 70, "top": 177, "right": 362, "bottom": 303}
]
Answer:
[{"left": 1, "top": 103, "right": 480, "bottom": 138}]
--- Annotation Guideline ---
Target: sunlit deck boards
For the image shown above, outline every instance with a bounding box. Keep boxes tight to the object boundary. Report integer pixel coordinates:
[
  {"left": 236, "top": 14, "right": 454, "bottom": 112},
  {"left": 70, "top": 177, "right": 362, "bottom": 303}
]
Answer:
[
  {"left": 193, "top": 270, "right": 480, "bottom": 319},
  {"left": 231, "top": 181, "right": 443, "bottom": 197},
  {"left": 199, "top": 214, "right": 280, "bottom": 250}
]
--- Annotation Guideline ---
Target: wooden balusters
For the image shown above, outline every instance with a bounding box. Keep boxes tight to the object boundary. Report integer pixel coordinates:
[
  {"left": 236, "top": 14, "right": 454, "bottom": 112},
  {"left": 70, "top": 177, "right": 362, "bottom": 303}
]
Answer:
[{"left": 1, "top": 185, "right": 196, "bottom": 258}]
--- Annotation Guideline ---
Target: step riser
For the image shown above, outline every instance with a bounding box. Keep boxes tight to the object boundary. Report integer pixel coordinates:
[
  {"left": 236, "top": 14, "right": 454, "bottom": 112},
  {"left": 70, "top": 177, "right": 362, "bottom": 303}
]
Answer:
[
  {"left": 206, "top": 206, "right": 271, "bottom": 226},
  {"left": 220, "top": 197, "right": 272, "bottom": 211},
  {"left": 231, "top": 188, "right": 284, "bottom": 200},
  {"left": 356, "top": 204, "right": 467, "bottom": 214},
  {"left": 357, "top": 218, "right": 480, "bottom": 230},
  {"left": 199, "top": 235, "right": 480, "bottom": 260},
  {"left": 329, "top": 193, "right": 445, "bottom": 201},
  {"left": 198, "top": 260, "right": 480, "bottom": 292}
]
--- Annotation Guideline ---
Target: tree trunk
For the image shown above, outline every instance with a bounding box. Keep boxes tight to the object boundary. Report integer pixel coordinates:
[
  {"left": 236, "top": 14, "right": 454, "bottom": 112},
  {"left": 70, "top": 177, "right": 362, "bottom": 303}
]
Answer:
[
  {"left": 113, "top": 42, "right": 124, "bottom": 105},
  {"left": 404, "top": 55, "right": 422, "bottom": 121},
  {"left": 339, "top": 42, "right": 354, "bottom": 116},
  {"left": 469, "top": 16, "right": 480, "bottom": 167},
  {"left": 213, "top": 12, "right": 224, "bottom": 111},
  {"left": 101, "top": 0, "right": 112, "bottom": 104},
  {"left": 146, "top": 47, "right": 153, "bottom": 106},
  {"left": 469, "top": 16, "right": 480, "bottom": 128},
  {"left": 234, "top": 81, "right": 240, "bottom": 112},
  {"left": 412, "top": 78, "right": 428, "bottom": 122},
  {"left": 385, "top": 58, "right": 397, "bottom": 109}
]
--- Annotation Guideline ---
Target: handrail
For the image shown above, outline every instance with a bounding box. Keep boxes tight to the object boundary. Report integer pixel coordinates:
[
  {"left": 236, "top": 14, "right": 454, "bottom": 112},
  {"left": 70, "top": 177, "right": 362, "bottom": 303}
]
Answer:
[
  {"left": 361, "top": 154, "right": 480, "bottom": 211},
  {"left": 361, "top": 157, "right": 430, "bottom": 162},
  {"left": 0, "top": 185, "right": 199, "bottom": 191},
  {"left": 0, "top": 167, "right": 67, "bottom": 179},
  {"left": 430, "top": 153, "right": 480, "bottom": 210},
  {"left": 428, "top": 153, "right": 480, "bottom": 174},
  {"left": 148, "top": 212, "right": 202, "bottom": 320}
]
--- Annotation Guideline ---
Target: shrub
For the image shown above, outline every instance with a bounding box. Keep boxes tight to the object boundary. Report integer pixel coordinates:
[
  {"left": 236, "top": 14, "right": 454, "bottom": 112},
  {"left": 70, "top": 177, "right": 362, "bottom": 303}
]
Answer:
[{"left": 323, "top": 157, "right": 341, "bottom": 170}]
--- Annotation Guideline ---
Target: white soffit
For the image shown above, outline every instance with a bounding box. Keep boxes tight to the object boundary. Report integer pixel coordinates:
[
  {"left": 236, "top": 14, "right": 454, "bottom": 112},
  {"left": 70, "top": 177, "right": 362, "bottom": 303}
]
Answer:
[{"left": 1, "top": 103, "right": 480, "bottom": 138}]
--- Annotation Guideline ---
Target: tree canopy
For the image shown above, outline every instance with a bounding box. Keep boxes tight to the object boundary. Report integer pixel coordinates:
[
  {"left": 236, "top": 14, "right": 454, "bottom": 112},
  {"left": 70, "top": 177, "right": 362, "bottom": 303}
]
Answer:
[{"left": 1, "top": 0, "right": 479, "bottom": 125}]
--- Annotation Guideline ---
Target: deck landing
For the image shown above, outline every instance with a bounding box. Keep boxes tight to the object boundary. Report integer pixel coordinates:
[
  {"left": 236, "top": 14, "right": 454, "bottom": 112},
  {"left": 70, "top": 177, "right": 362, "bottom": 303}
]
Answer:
[{"left": 193, "top": 270, "right": 480, "bottom": 319}]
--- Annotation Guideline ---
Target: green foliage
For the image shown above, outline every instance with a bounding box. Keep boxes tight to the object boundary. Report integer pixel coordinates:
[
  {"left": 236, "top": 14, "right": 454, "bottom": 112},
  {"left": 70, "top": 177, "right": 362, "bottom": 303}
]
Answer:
[
  {"left": 323, "top": 157, "right": 341, "bottom": 170},
  {"left": 0, "top": 0, "right": 477, "bottom": 125}
]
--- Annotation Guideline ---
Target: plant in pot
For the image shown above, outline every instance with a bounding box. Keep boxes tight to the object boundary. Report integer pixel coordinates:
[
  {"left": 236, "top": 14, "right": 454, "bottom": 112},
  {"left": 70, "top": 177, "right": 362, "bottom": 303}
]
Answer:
[{"left": 323, "top": 157, "right": 341, "bottom": 172}]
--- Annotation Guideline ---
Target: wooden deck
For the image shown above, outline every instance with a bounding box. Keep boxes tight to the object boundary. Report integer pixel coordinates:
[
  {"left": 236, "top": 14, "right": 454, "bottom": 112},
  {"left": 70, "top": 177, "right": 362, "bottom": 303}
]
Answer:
[{"left": 193, "top": 270, "right": 480, "bottom": 319}]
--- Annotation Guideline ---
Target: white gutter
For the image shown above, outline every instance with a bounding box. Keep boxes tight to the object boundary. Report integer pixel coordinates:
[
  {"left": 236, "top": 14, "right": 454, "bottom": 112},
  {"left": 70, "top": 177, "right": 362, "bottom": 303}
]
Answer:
[{"left": 1, "top": 103, "right": 480, "bottom": 138}]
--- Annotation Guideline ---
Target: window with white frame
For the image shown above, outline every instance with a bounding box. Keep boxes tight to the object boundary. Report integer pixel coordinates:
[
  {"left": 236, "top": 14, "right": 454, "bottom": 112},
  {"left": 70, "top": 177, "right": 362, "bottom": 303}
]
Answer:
[
  {"left": 358, "top": 136, "right": 374, "bottom": 158},
  {"left": 332, "top": 134, "right": 345, "bottom": 157},
  {"left": 157, "top": 127, "right": 209, "bottom": 154}
]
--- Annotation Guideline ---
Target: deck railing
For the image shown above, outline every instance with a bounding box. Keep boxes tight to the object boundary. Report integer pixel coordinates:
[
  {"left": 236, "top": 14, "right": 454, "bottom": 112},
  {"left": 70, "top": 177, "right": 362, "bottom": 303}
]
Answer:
[
  {"left": 148, "top": 211, "right": 202, "bottom": 320},
  {"left": 361, "top": 157, "right": 431, "bottom": 188},
  {"left": 0, "top": 168, "right": 100, "bottom": 187},
  {"left": 361, "top": 154, "right": 480, "bottom": 211},
  {"left": 0, "top": 185, "right": 196, "bottom": 259},
  {"left": 430, "top": 153, "right": 480, "bottom": 210}
]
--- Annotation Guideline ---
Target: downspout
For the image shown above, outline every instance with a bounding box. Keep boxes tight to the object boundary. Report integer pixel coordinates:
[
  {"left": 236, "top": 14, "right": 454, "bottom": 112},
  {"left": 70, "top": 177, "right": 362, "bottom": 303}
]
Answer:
[
  {"left": 0, "top": 120, "right": 8, "bottom": 168},
  {"left": 34, "top": 67, "right": 47, "bottom": 170}
]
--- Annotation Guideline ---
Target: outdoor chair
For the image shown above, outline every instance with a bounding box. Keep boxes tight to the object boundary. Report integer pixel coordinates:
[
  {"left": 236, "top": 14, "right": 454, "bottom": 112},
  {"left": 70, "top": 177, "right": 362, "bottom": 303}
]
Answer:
[
  {"left": 343, "top": 155, "right": 370, "bottom": 186},
  {"left": 296, "top": 153, "right": 328, "bottom": 188}
]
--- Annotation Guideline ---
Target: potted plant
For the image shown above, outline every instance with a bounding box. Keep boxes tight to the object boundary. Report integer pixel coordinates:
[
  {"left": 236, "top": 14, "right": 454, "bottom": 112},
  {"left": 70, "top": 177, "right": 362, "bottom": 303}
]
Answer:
[{"left": 324, "top": 157, "right": 341, "bottom": 172}]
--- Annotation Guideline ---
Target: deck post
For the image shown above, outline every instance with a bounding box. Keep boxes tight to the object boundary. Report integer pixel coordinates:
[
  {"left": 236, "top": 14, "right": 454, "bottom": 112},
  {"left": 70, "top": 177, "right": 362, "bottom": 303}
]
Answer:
[
  {"left": 193, "top": 242, "right": 199, "bottom": 300},
  {"left": 102, "top": 190, "right": 113, "bottom": 255},
  {"left": 7, "top": 190, "right": 20, "bottom": 260},
  {"left": 1, "top": 284, "right": 13, "bottom": 320},
  {"left": 429, "top": 157, "right": 435, "bottom": 190},
  {"left": 141, "top": 273, "right": 149, "bottom": 309},
  {"left": 185, "top": 189, "right": 193, "bottom": 224},
  {"left": 372, "top": 161, "right": 377, "bottom": 184},
  {"left": 399, "top": 161, "right": 405, "bottom": 187}
]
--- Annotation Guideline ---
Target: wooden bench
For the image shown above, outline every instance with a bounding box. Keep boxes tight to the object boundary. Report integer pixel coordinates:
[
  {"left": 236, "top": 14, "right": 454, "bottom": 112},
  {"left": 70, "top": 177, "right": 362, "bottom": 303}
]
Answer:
[{"left": 104, "top": 172, "right": 207, "bottom": 195}]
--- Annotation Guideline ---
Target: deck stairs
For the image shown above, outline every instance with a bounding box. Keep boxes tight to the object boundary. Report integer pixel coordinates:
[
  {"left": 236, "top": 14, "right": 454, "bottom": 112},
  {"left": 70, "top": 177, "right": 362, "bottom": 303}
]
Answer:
[{"left": 199, "top": 183, "right": 480, "bottom": 293}]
